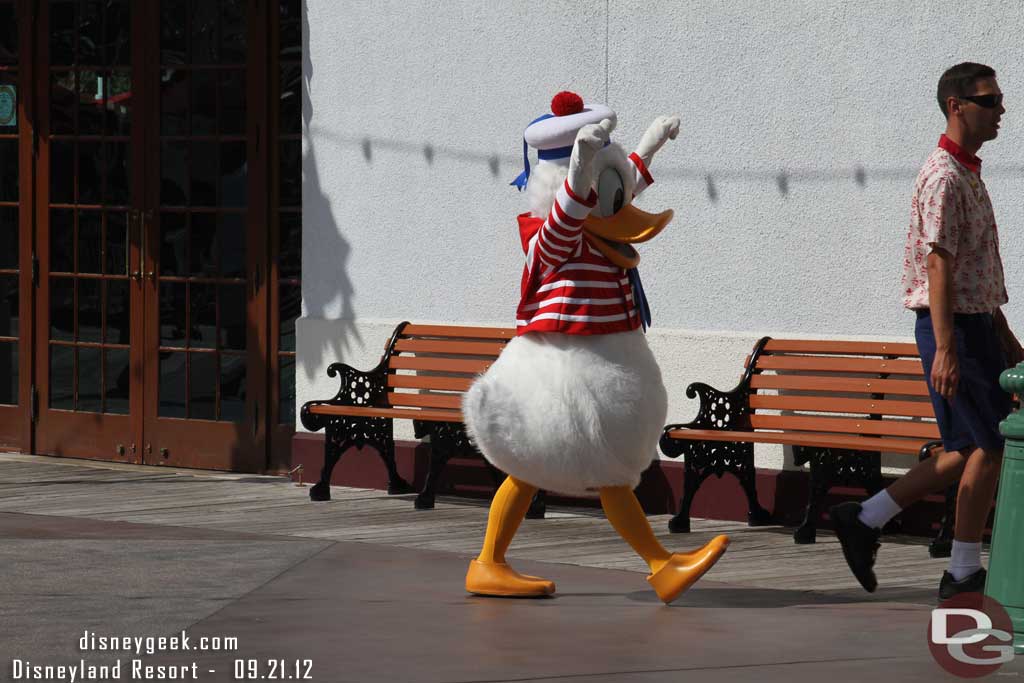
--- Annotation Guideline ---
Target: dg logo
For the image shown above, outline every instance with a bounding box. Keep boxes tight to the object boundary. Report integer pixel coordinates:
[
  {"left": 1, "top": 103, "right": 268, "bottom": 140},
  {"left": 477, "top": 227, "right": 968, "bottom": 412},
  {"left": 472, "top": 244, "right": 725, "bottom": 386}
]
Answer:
[{"left": 928, "top": 592, "right": 1015, "bottom": 678}]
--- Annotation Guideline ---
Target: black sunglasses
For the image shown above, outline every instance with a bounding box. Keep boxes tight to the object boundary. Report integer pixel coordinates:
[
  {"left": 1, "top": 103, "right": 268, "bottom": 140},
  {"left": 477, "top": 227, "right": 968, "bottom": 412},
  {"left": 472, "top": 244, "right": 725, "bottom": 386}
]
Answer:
[{"left": 960, "top": 93, "right": 1004, "bottom": 109}]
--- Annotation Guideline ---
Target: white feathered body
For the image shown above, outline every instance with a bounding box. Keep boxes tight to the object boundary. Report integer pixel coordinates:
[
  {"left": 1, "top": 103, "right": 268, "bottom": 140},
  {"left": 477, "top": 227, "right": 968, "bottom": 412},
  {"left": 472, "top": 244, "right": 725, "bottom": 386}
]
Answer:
[
  {"left": 463, "top": 329, "right": 667, "bottom": 495},
  {"left": 463, "top": 154, "right": 666, "bottom": 495}
]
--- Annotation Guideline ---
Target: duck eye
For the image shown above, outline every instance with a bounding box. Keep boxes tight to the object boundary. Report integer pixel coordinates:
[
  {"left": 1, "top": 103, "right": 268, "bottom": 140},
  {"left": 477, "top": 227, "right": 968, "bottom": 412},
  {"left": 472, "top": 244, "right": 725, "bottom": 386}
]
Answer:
[{"left": 597, "top": 167, "right": 625, "bottom": 217}]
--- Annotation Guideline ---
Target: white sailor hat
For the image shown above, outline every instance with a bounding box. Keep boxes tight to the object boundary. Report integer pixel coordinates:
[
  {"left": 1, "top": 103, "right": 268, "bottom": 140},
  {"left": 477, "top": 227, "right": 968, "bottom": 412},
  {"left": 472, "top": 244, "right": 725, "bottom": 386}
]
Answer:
[{"left": 510, "top": 91, "right": 616, "bottom": 190}]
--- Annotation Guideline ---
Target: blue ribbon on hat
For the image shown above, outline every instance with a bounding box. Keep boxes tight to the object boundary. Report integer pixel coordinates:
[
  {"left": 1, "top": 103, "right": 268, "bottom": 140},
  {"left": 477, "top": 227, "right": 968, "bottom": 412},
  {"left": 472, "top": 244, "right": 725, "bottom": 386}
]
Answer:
[
  {"left": 510, "top": 111, "right": 612, "bottom": 190},
  {"left": 539, "top": 146, "right": 574, "bottom": 161},
  {"left": 510, "top": 112, "right": 556, "bottom": 191},
  {"left": 627, "top": 267, "right": 652, "bottom": 332}
]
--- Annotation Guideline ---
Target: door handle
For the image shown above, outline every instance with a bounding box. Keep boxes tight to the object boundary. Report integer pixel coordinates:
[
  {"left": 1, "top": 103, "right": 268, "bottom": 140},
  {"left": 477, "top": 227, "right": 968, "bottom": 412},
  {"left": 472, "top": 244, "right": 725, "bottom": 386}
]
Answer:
[
  {"left": 125, "top": 213, "right": 132, "bottom": 277},
  {"left": 130, "top": 210, "right": 156, "bottom": 284},
  {"left": 129, "top": 209, "right": 142, "bottom": 282}
]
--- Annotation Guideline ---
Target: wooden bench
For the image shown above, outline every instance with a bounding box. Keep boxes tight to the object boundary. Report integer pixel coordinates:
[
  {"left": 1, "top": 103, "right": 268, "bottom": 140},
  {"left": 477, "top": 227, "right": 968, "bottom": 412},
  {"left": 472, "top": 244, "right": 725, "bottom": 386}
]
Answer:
[
  {"left": 300, "top": 322, "right": 547, "bottom": 514},
  {"left": 659, "top": 337, "right": 953, "bottom": 554}
]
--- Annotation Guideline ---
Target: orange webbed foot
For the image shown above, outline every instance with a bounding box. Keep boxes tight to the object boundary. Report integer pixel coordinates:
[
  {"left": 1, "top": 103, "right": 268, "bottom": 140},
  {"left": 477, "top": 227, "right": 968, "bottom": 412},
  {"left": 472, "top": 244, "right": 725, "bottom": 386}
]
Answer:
[
  {"left": 646, "top": 535, "right": 730, "bottom": 604},
  {"left": 465, "top": 560, "right": 555, "bottom": 597}
]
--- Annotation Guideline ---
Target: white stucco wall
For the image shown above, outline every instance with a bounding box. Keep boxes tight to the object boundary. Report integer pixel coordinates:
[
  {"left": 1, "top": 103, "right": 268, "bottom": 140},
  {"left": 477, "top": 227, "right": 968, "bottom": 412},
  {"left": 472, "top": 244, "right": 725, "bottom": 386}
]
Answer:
[{"left": 299, "top": 0, "right": 1024, "bottom": 471}]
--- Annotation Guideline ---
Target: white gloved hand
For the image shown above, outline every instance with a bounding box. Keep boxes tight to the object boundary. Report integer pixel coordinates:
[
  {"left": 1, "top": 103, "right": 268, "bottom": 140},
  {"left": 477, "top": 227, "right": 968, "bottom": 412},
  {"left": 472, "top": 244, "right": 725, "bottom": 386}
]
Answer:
[
  {"left": 567, "top": 118, "right": 615, "bottom": 198},
  {"left": 634, "top": 115, "right": 680, "bottom": 167}
]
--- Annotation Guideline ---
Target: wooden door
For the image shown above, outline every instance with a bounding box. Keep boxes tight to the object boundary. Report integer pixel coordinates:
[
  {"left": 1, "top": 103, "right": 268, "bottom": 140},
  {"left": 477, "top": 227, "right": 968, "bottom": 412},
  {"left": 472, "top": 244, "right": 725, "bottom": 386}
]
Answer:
[
  {"left": 0, "top": 0, "right": 32, "bottom": 451},
  {"left": 139, "top": 0, "right": 267, "bottom": 470},
  {"left": 34, "top": 0, "right": 144, "bottom": 461},
  {"left": 33, "top": 0, "right": 274, "bottom": 471}
]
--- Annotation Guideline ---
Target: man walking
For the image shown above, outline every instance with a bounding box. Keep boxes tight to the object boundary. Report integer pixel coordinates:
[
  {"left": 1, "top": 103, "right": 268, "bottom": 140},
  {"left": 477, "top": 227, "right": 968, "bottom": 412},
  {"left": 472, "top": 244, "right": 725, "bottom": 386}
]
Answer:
[{"left": 831, "top": 62, "right": 1023, "bottom": 599}]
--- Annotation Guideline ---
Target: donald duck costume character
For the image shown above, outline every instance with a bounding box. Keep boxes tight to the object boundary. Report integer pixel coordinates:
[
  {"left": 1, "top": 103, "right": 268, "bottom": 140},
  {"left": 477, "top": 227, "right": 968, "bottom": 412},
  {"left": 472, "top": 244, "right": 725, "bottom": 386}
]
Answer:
[{"left": 463, "top": 92, "right": 729, "bottom": 603}]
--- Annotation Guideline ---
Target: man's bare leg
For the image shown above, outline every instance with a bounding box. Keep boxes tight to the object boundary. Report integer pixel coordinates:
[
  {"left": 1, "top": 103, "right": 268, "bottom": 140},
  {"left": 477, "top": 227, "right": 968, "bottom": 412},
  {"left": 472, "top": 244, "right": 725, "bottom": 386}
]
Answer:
[
  {"left": 945, "top": 447, "right": 1002, "bottom": 582},
  {"left": 953, "top": 447, "right": 1002, "bottom": 540},
  {"left": 855, "top": 448, "right": 966, "bottom": 529},
  {"left": 886, "top": 448, "right": 967, "bottom": 507},
  {"left": 831, "top": 447, "right": 968, "bottom": 593}
]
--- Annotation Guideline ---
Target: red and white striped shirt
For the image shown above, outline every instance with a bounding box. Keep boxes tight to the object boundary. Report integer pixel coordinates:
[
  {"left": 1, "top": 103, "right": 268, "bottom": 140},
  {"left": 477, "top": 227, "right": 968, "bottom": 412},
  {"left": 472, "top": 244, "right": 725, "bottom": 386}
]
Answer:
[{"left": 516, "top": 153, "right": 654, "bottom": 335}]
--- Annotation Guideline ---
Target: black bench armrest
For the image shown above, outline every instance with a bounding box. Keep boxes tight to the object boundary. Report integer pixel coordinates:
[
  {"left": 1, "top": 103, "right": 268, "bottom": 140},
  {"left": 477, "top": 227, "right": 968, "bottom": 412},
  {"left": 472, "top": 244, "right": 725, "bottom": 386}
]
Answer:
[
  {"left": 661, "top": 381, "right": 753, "bottom": 459},
  {"left": 300, "top": 360, "right": 389, "bottom": 432},
  {"left": 661, "top": 336, "right": 770, "bottom": 437},
  {"left": 665, "top": 381, "right": 752, "bottom": 432},
  {"left": 300, "top": 322, "right": 411, "bottom": 432}
]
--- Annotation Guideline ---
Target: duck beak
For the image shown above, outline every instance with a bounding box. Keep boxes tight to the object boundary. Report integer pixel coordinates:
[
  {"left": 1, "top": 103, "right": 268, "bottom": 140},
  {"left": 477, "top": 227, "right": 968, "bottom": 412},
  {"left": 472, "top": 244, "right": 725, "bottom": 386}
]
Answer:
[{"left": 582, "top": 205, "right": 673, "bottom": 269}]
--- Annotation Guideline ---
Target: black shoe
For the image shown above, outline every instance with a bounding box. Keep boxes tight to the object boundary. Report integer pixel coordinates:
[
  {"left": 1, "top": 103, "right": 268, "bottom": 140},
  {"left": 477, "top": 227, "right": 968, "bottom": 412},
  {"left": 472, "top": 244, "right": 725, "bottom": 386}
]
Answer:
[
  {"left": 830, "top": 502, "right": 881, "bottom": 593},
  {"left": 939, "top": 568, "right": 987, "bottom": 601}
]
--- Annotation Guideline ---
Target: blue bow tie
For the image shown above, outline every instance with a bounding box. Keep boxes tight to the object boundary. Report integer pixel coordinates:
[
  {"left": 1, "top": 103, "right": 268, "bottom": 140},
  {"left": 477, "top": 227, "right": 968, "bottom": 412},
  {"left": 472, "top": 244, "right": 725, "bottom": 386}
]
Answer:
[{"left": 627, "top": 268, "right": 652, "bottom": 332}]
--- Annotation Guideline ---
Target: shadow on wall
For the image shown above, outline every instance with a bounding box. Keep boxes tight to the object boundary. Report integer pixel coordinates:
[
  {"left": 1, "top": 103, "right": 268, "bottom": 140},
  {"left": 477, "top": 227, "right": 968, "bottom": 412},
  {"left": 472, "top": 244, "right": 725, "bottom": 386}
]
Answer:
[
  {"left": 300, "top": 0, "right": 362, "bottom": 380},
  {"left": 312, "top": 128, "right": 1024, "bottom": 206}
]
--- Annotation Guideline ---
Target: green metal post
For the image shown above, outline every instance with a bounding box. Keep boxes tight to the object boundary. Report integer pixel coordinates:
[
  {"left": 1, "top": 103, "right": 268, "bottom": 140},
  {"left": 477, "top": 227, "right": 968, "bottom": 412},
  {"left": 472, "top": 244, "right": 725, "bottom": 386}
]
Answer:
[{"left": 986, "top": 363, "right": 1024, "bottom": 654}]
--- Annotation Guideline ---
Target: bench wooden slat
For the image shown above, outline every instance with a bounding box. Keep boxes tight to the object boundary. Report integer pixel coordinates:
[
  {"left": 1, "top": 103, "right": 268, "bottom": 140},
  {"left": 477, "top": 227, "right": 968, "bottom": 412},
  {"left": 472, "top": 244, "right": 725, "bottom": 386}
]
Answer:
[
  {"left": 387, "top": 392, "right": 463, "bottom": 410},
  {"left": 393, "top": 338, "right": 506, "bottom": 357},
  {"left": 750, "top": 374, "right": 931, "bottom": 396},
  {"left": 753, "top": 355, "right": 924, "bottom": 376},
  {"left": 763, "top": 339, "right": 920, "bottom": 356},
  {"left": 387, "top": 375, "right": 474, "bottom": 392},
  {"left": 749, "top": 414, "right": 939, "bottom": 439},
  {"left": 749, "top": 394, "right": 936, "bottom": 418},
  {"left": 401, "top": 324, "right": 516, "bottom": 340},
  {"left": 389, "top": 356, "right": 493, "bottom": 374},
  {"left": 307, "top": 404, "right": 462, "bottom": 422},
  {"left": 664, "top": 428, "right": 936, "bottom": 454}
]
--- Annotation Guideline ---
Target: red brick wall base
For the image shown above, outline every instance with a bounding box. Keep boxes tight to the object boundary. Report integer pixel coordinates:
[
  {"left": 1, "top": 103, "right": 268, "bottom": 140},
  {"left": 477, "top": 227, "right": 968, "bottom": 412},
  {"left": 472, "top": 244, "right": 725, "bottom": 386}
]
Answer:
[{"left": 291, "top": 432, "right": 952, "bottom": 539}]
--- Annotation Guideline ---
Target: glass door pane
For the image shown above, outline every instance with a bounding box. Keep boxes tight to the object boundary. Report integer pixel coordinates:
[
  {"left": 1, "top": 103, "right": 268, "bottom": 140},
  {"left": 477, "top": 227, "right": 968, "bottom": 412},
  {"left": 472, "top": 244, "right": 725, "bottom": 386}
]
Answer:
[
  {"left": 0, "top": 81, "right": 17, "bottom": 407},
  {"left": 144, "top": 0, "right": 264, "bottom": 470},
  {"left": 0, "top": 0, "right": 22, "bottom": 449},
  {"left": 35, "top": 0, "right": 140, "bottom": 461},
  {"left": 34, "top": 0, "right": 269, "bottom": 470},
  {"left": 48, "top": 3, "right": 132, "bottom": 415},
  {"left": 157, "top": 1, "right": 246, "bottom": 424}
]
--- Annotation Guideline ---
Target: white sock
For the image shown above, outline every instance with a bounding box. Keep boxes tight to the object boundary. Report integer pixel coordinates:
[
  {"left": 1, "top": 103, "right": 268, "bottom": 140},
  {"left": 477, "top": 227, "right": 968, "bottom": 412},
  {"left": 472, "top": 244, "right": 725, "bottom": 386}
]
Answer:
[
  {"left": 949, "top": 541, "right": 983, "bottom": 581},
  {"left": 857, "top": 489, "right": 902, "bottom": 529}
]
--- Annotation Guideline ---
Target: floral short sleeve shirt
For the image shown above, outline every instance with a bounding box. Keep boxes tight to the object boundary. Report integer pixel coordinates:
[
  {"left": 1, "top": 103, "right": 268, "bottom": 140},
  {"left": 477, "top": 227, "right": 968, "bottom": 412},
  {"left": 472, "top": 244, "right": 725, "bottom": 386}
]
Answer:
[{"left": 902, "top": 135, "right": 1008, "bottom": 313}]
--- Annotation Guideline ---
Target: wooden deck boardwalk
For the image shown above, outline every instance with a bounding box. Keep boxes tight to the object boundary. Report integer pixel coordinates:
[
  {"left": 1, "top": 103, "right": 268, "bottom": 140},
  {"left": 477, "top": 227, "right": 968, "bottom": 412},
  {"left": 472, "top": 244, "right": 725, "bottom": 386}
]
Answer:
[{"left": 0, "top": 453, "right": 959, "bottom": 602}]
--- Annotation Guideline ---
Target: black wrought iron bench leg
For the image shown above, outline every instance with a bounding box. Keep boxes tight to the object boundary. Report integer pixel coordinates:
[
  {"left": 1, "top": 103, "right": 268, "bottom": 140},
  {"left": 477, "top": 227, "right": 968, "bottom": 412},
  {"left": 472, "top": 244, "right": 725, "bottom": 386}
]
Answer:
[
  {"left": 794, "top": 447, "right": 883, "bottom": 544},
  {"left": 739, "top": 457, "right": 772, "bottom": 526},
  {"left": 381, "top": 440, "right": 413, "bottom": 495},
  {"left": 794, "top": 478, "right": 828, "bottom": 544},
  {"left": 310, "top": 435, "right": 343, "bottom": 502},
  {"left": 929, "top": 483, "right": 957, "bottom": 558},
  {"left": 794, "top": 455, "right": 830, "bottom": 544},
  {"left": 525, "top": 490, "right": 547, "bottom": 519},
  {"left": 668, "top": 461, "right": 705, "bottom": 533},
  {"left": 415, "top": 445, "right": 452, "bottom": 510}
]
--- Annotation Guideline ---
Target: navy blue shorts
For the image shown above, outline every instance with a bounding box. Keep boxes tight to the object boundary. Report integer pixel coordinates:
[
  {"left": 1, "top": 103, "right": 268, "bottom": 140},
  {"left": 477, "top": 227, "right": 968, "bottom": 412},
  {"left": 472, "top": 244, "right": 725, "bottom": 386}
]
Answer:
[{"left": 915, "top": 310, "right": 1012, "bottom": 453}]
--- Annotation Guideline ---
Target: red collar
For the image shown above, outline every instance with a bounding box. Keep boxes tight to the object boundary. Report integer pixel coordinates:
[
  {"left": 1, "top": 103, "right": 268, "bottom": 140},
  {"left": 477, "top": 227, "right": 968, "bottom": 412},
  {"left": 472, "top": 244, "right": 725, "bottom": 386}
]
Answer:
[{"left": 938, "top": 134, "right": 982, "bottom": 174}]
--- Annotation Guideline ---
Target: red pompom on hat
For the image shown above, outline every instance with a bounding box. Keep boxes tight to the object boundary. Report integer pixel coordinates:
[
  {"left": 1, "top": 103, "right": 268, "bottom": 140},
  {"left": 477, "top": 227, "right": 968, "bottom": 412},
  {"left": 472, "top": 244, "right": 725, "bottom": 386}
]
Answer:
[{"left": 551, "top": 91, "right": 584, "bottom": 116}]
